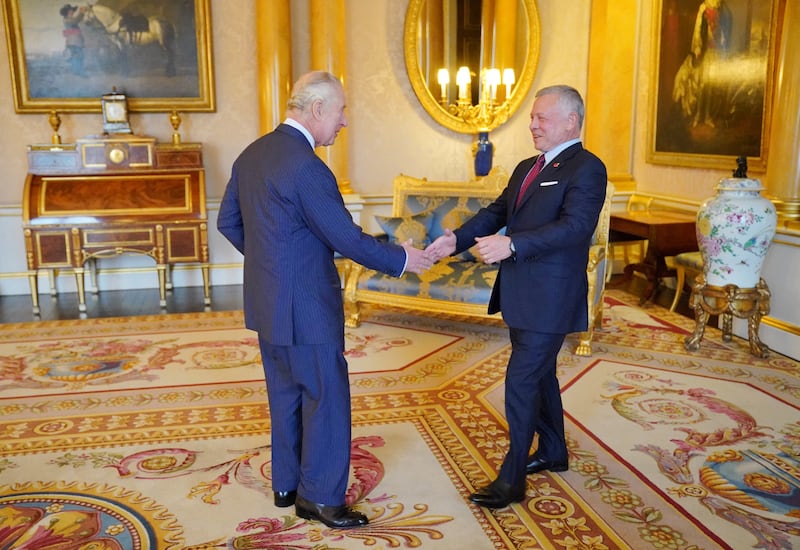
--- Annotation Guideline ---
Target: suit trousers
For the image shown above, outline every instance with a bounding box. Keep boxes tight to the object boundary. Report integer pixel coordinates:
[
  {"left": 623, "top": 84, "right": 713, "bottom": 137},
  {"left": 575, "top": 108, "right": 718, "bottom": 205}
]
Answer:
[
  {"left": 258, "top": 336, "right": 353, "bottom": 505},
  {"left": 498, "top": 328, "right": 567, "bottom": 487}
]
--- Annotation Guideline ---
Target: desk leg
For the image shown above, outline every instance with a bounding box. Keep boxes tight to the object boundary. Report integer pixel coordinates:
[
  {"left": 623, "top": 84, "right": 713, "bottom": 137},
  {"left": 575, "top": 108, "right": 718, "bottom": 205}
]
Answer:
[
  {"left": 48, "top": 269, "right": 58, "bottom": 296},
  {"left": 88, "top": 258, "right": 99, "bottom": 294},
  {"left": 28, "top": 271, "right": 41, "bottom": 315},
  {"left": 74, "top": 267, "right": 87, "bottom": 313},
  {"left": 201, "top": 264, "right": 211, "bottom": 306},
  {"left": 157, "top": 265, "right": 167, "bottom": 308}
]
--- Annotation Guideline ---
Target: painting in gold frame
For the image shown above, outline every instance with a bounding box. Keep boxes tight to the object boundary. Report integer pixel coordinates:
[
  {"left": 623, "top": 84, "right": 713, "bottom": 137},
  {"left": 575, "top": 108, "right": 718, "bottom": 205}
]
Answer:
[
  {"left": 646, "top": 0, "right": 781, "bottom": 172},
  {"left": 2, "top": 0, "right": 215, "bottom": 113}
]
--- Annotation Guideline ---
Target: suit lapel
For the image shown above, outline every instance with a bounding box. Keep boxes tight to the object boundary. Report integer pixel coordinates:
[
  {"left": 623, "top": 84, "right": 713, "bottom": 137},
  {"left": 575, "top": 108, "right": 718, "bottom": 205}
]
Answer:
[{"left": 513, "top": 143, "right": 583, "bottom": 211}]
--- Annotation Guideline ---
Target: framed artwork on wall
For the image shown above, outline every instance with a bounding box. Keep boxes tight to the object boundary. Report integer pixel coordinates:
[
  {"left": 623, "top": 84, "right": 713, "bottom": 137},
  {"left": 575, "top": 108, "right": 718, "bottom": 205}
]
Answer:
[
  {"left": 646, "top": 0, "right": 781, "bottom": 171},
  {"left": 1, "top": 0, "right": 215, "bottom": 113}
]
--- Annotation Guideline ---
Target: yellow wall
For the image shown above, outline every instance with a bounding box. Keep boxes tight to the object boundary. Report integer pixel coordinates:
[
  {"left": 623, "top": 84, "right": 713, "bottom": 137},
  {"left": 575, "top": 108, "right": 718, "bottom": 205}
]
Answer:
[
  {"left": 0, "top": 0, "right": 777, "bottom": 206},
  {"left": 0, "top": 0, "right": 622, "bottom": 208}
]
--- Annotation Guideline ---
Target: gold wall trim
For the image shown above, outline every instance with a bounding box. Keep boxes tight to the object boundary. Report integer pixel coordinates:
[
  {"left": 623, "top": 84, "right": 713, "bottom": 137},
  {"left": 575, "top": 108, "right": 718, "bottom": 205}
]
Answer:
[{"left": 762, "top": 316, "right": 800, "bottom": 337}]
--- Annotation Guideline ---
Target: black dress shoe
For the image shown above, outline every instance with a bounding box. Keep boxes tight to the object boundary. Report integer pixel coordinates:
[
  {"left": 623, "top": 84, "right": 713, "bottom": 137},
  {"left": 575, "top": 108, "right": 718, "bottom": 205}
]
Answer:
[
  {"left": 274, "top": 490, "right": 297, "bottom": 508},
  {"left": 295, "top": 495, "right": 368, "bottom": 528},
  {"left": 468, "top": 479, "right": 526, "bottom": 509},
  {"left": 525, "top": 455, "right": 569, "bottom": 474}
]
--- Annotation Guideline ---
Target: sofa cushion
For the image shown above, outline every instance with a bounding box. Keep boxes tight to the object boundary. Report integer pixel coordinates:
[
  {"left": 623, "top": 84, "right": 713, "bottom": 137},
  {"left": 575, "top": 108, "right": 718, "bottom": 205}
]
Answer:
[
  {"left": 374, "top": 212, "right": 434, "bottom": 246},
  {"left": 357, "top": 256, "right": 497, "bottom": 304}
]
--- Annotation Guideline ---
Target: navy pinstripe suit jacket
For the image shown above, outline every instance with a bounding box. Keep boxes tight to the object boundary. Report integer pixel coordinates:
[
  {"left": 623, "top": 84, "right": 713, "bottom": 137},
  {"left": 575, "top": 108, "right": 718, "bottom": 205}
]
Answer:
[
  {"left": 218, "top": 124, "right": 407, "bottom": 346},
  {"left": 454, "top": 143, "right": 607, "bottom": 334}
]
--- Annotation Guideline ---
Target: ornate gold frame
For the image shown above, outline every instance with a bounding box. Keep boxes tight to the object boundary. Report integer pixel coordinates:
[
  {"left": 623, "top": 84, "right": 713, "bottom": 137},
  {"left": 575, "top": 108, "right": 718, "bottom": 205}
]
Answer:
[
  {"left": 1, "top": 0, "right": 215, "bottom": 113},
  {"left": 403, "top": 0, "right": 540, "bottom": 134},
  {"left": 646, "top": 0, "right": 780, "bottom": 171}
]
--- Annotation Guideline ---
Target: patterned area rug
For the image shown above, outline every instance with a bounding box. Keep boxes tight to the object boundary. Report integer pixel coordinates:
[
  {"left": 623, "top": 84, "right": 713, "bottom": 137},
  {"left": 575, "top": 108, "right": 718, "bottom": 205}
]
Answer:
[{"left": 1, "top": 290, "right": 798, "bottom": 549}]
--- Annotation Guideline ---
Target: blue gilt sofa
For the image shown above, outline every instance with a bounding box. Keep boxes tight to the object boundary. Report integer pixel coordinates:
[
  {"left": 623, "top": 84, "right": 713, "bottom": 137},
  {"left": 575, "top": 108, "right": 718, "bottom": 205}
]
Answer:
[{"left": 343, "top": 169, "right": 614, "bottom": 356}]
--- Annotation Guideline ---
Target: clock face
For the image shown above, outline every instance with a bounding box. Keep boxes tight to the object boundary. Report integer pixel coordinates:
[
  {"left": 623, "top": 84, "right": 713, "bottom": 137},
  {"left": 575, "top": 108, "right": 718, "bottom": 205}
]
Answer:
[
  {"left": 105, "top": 101, "right": 127, "bottom": 122},
  {"left": 101, "top": 92, "right": 132, "bottom": 134}
]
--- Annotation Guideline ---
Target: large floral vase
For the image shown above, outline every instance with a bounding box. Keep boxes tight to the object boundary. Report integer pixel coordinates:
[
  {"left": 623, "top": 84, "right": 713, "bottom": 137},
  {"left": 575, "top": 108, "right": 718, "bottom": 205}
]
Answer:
[{"left": 695, "top": 177, "right": 777, "bottom": 288}]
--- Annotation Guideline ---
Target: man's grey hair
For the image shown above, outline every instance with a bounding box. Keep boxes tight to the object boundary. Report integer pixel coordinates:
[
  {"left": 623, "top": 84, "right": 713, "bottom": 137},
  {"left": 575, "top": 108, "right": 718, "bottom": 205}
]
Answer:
[
  {"left": 536, "top": 85, "right": 585, "bottom": 128},
  {"left": 286, "top": 71, "right": 342, "bottom": 113}
]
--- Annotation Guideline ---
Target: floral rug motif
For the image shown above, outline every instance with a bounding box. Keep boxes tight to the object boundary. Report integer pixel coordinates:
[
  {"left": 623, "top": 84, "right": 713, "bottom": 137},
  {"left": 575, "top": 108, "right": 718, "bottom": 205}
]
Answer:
[{"left": 0, "top": 290, "right": 798, "bottom": 549}]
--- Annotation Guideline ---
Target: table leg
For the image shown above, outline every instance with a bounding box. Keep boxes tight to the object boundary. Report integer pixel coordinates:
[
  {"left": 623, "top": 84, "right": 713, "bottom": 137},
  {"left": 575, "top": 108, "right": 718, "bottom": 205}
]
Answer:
[
  {"left": 201, "top": 264, "right": 211, "bottom": 306},
  {"left": 157, "top": 264, "right": 167, "bottom": 308},
  {"left": 28, "top": 271, "right": 41, "bottom": 315},
  {"left": 74, "top": 267, "right": 87, "bottom": 313}
]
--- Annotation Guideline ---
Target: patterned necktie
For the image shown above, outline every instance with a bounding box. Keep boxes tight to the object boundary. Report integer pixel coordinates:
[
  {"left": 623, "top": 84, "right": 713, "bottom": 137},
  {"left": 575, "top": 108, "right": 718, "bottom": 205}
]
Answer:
[{"left": 515, "top": 154, "right": 546, "bottom": 209}]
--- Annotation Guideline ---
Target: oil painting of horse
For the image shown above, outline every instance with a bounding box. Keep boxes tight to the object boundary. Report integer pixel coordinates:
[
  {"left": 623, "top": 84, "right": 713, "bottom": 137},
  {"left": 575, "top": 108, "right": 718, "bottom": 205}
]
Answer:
[
  {"left": 2, "top": 0, "right": 214, "bottom": 112},
  {"left": 83, "top": 3, "right": 177, "bottom": 77}
]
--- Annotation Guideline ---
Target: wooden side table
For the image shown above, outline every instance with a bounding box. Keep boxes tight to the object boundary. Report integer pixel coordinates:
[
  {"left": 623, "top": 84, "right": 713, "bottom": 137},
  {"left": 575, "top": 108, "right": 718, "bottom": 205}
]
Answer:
[{"left": 683, "top": 275, "right": 771, "bottom": 358}]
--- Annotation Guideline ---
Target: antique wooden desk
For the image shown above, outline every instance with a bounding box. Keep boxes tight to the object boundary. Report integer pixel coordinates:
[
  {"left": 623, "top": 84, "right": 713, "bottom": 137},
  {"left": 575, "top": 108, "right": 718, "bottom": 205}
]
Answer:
[
  {"left": 22, "top": 134, "right": 210, "bottom": 314},
  {"left": 609, "top": 210, "right": 698, "bottom": 304}
]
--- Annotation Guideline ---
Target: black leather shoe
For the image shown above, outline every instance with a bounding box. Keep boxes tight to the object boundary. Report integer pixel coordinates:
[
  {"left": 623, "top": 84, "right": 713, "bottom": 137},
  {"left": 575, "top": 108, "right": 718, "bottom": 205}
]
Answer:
[
  {"left": 525, "top": 455, "right": 569, "bottom": 475},
  {"left": 468, "top": 479, "right": 526, "bottom": 509},
  {"left": 295, "top": 495, "right": 368, "bottom": 528},
  {"left": 274, "top": 490, "right": 297, "bottom": 508}
]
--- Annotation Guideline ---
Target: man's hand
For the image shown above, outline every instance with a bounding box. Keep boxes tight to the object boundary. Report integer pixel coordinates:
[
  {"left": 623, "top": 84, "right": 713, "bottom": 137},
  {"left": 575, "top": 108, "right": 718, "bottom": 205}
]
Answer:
[
  {"left": 473, "top": 234, "right": 513, "bottom": 264},
  {"left": 425, "top": 229, "right": 457, "bottom": 261},
  {"left": 401, "top": 239, "right": 434, "bottom": 274}
]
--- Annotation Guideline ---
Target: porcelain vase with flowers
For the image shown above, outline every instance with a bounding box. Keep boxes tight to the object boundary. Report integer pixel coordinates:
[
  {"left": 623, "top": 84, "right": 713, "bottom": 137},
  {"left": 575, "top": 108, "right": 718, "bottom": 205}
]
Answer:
[{"left": 695, "top": 172, "right": 777, "bottom": 288}]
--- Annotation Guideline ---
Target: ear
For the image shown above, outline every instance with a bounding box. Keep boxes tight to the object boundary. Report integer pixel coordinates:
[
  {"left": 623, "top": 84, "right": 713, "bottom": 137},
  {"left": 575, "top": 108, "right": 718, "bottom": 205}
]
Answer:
[
  {"left": 568, "top": 111, "right": 579, "bottom": 130},
  {"left": 312, "top": 99, "right": 324, "bottom": 120}
]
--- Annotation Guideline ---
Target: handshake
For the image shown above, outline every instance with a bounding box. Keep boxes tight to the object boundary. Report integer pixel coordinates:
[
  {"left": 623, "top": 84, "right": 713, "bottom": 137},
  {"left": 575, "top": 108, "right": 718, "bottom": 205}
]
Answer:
[{"left": 401, "top": 229, "right": 514, "bottom": 275}]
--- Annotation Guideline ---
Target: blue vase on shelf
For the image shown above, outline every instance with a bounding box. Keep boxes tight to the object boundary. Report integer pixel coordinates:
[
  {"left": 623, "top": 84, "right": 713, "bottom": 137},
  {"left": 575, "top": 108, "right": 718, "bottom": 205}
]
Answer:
[{"left": 474, "top": 131, "right": 493, "bottom": 177}]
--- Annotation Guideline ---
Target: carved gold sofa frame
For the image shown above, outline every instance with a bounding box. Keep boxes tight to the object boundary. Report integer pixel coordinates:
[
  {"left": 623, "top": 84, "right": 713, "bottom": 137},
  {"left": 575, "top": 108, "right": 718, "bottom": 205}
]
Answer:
[{"left": 343, "top": 170, "right": 614, "bottom": 356}]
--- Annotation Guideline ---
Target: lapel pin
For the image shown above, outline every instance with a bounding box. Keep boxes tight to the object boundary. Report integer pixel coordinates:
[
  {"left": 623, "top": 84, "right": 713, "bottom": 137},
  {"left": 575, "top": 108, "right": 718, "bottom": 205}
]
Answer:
[{"left": 553, "top": 162, "right": 561, "bottom": 168}]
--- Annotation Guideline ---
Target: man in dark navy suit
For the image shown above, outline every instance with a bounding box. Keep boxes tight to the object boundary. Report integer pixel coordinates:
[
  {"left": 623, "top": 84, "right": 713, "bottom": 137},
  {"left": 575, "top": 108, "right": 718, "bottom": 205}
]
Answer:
[
  {"left": 427, "top": 85, "right": 607, "bottom": 508},
  {"left": 218, "top": 71, "right": 433, "bottom": 528}
]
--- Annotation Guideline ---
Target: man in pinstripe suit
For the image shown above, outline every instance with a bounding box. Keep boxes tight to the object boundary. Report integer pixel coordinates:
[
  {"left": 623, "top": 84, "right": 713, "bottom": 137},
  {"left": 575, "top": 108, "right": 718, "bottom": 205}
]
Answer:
[
  {"left": 426, "top": 85, "right": 607, "bottom": 508},
  {"left": 217, "top": 71, "right": 433, "bottom": 528}
]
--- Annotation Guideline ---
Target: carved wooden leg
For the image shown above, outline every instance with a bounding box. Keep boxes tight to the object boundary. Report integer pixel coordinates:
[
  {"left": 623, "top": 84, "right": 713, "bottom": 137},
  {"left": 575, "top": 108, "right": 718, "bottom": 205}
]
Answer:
[
  {"left": 74, "top": 267, "right": 87, "bottom": 313},
  {"left": 48, "top": 269, "right": 58, "bottom": 296},
  {"left": 669, "top": 265, "right": 685, "bottom": 312},
  {"left": 720, "top": 312, "right": 733, "bottom": 342},
  {"left": 684, "top": 281, "right": 708, "bottom": 351},
  {"left": 28, "top": 271, "right": 41, "bottom": 315},
  {"left": 748, "top": 280, "right": 771, "bottom": 358},
  {"left": 342, "top": 260, "right": 362, "bottom": 328},
  {"left": 344, "top": 301, "right": 361, "bottom": 328},
  {"left": 574, "top": 330, "right": 592, "bottom": 357},
  {"left": 157, "top": 264, "right": 167, "bottom": 308},
  {"left": 747, "top": 310, "right": 769, "bottom": 358},
  {"left": 88, "top": 258, "right": 99, "bottom": 294},
  {"left": 201, "top": 264, "right": 211, "bottom": 306}
]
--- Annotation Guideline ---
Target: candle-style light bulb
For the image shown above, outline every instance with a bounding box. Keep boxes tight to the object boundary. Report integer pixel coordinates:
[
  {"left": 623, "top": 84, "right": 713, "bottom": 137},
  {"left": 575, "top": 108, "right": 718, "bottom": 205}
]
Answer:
[
  {"left": 437, "top": 68, "right": 450, "bottom": 103},
  {"left": 502, "top": 68, "right": 516, "bottom": 99},
  {"left": 486, "top": 68, "right": 501, "bottom": 102},
  {"left": 456, "top": 66, "right": 471, "bottom": 102}
]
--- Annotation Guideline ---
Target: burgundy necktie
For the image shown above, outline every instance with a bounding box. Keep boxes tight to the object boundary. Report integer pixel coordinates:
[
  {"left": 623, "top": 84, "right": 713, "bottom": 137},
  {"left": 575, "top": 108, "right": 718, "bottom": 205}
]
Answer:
[{"left": 515, "top": 154, "right": 546, "bottom": 209}]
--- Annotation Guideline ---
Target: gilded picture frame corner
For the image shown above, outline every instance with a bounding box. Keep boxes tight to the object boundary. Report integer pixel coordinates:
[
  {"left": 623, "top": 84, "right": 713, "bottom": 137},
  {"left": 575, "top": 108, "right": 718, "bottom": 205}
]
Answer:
[
  {"left": 647, "top": 0, "right": 780, "bottom": 173},
  {"left": 2, "top": 0, "right": 215, "bottom": 114}
]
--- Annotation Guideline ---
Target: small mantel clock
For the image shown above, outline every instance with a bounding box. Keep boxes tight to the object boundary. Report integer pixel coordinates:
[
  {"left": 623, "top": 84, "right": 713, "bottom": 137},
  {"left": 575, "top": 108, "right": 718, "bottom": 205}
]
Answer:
[{"left": 101, "top": 90, "right": 132, "bottom": 134}]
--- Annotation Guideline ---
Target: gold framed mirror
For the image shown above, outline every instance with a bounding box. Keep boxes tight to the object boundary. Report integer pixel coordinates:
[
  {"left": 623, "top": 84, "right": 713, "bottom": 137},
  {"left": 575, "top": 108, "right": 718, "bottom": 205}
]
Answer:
[{"left": 404, "top": 0, "right": 540, "bottom": 134}]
